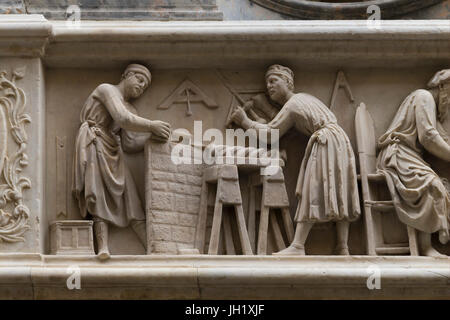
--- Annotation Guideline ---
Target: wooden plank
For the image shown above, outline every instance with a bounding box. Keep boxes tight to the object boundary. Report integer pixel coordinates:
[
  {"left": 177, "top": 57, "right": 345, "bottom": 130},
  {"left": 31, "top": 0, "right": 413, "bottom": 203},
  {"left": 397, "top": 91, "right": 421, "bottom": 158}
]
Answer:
[{"left": 355, "top": 102, "right": 377, "bottom": 255}]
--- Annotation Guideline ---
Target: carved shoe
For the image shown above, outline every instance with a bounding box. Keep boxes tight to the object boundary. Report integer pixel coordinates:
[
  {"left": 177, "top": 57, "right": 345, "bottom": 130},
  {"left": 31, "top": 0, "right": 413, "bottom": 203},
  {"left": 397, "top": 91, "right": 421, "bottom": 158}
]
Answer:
[
  {"left": 421, "top": 246, "right": 446, "bottom": 258},
  {"left": 97, "top": 248, "right": 111, "bottom": 261},
  {"left": 272, "top": 244, "right": 305, "bottom": 256},
  {"left": 334, "top": 245, "right": 350, "bottom": 255},
  {"left": 438, "top": 229, "right": 449, "bottom": 245}
]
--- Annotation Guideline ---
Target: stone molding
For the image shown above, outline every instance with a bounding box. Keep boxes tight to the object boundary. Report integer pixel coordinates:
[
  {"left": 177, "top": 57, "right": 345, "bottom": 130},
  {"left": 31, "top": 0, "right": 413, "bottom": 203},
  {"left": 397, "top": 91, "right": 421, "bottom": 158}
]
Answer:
[
  {"left": 0, "top": 15, "right": 51, "bottom": 57},
  {"left": 0, "top": 254, "right": 448, "bottom": 299},
  {"left": 0, "top": 15, "right": 449, "bottom": 299},
  {"left": 1, "top": 16, "right": 450, "bottom": 65}
]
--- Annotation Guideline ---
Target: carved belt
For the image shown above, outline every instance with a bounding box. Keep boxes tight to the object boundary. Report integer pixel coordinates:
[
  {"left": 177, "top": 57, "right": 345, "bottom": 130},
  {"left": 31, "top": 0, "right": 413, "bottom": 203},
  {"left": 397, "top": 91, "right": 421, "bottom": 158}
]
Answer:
[
  {"left": 311, "top": 122, "right": 337, "bottom": 144},
  {"left": 83, "top": 120, "right": 117, "bottom": 147}
]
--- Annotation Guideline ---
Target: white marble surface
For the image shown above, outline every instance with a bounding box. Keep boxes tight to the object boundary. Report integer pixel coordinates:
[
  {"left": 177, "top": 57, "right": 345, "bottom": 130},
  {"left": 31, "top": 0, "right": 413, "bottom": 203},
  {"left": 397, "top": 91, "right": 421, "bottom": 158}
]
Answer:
[{"left": 0, "top": 254, "right": 448, "bottom": 299}]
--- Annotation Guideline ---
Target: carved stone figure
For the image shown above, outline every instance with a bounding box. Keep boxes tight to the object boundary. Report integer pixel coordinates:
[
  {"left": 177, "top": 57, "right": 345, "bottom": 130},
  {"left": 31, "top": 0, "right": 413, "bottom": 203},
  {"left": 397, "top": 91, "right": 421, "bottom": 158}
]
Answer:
[
  {"left": 72, "top": 64, "right": 171, "bottom": 259},
  {"left": 231, "top": 64, "right": 360, "bottom": 255},
  {"left": 376, "top": 69, "right": 450, "bottom": 257}
]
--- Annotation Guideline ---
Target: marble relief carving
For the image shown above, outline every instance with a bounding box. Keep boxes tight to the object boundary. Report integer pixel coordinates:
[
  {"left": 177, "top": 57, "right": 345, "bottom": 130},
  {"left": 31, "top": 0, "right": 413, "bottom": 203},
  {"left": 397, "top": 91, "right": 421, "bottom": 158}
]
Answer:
[
  {"left": 231, "top": 64, "right": 360, "bottom": 255},
  {"left": 65, "top": 63, "right": 450, "bottom": 258},
  {"left": 72, "top": 64, "right": 171, "bottom": 259},
  {"left": 376, "top": 69, "right": 450, "bottom": 257},
  {"left": 0, "top": 67, "right": 31, "bottom": 243},
  {"left": 157, "top": 78, "right": 218, "bottom": 117}
]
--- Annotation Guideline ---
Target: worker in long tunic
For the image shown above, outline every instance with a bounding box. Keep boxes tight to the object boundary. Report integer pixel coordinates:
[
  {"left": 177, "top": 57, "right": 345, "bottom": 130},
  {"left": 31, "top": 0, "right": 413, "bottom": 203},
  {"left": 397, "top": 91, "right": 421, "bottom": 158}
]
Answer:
[
  {"left": 377, "top": 69, "right": 450, "bottom": 257},
  {"left": 72, "top": 64, "right": 171, "bottom": 259},
  {"left": 231, "top": 64, "right": 360, "bottom": 255}
]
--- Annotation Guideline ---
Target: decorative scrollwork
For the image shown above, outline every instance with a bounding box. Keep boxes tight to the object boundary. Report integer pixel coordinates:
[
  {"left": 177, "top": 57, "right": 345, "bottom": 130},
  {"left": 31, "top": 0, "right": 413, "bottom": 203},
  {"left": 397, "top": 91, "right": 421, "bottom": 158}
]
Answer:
[{"left": 0, "top": 67, "right": 32, "bottom": 243}]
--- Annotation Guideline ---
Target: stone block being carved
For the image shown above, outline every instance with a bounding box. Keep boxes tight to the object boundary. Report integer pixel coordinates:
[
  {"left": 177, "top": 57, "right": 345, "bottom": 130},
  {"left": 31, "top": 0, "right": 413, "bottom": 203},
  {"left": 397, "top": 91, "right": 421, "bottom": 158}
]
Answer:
[
  {"left": 145, "top": 139, "right": 203, "bottom": 255},
  {"left": 50, "top": 220, "right": 94, "bottom": 255}
]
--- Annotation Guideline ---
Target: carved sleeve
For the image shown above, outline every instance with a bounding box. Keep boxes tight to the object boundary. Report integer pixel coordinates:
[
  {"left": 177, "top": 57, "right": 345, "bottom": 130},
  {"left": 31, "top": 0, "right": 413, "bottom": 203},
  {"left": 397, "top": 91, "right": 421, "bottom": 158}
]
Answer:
[
  {"left": 241, "top": 103, "right": 294, "bottom": 143},
  {"left": 119, "top": 104, "right": 151, "bottom": 153},
  {"left": 415, "top": 92, "right": 450, "bottom": 161},
  {"left": 97, "top": 84, "right": 153, "bottom": 132}
]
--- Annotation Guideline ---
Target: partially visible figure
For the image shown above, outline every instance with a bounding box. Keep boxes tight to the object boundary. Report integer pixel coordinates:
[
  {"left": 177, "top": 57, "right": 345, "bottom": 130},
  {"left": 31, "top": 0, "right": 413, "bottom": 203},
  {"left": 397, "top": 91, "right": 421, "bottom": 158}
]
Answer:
[
  {"left": 377, "top": 69, "right": 450, "bottom": 257},
  {"left": 72, "top": 64, "right": 171, "bottom": 260},
  {"left": 231, "top": 64, "right": 360, "bottom": 255}
]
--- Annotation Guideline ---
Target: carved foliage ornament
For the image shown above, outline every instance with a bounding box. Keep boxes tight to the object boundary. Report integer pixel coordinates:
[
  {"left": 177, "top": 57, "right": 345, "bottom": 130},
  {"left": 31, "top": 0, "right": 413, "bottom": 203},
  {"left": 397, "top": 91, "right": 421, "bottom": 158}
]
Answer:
[
  {"left": 250, "top": 0, "right": 444, "bottom": 19},
  {"left": 0, "top": 67, "right": 31, "bottom": 243}
]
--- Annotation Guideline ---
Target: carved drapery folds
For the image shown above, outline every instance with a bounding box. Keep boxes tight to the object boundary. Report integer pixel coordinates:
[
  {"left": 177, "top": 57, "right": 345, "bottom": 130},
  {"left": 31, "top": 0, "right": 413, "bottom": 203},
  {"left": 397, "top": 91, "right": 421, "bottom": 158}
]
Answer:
[{"left": 0, "top": 67, "right": 31, "bottom": 242}]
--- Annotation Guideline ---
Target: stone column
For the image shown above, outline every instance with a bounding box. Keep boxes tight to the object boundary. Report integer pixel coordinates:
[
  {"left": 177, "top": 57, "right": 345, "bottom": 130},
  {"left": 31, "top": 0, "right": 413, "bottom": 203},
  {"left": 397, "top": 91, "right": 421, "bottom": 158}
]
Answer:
[{"left": 0, "top": 15, "right": 51, "bottom": 253}]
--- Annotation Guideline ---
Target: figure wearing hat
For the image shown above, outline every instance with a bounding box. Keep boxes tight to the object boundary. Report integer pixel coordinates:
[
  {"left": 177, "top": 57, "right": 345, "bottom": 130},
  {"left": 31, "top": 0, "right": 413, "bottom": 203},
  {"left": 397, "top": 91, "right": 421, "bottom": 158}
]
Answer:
[
  {"left": 377, "top": 69, "right": 450, "bottom": 256},
  {"left": 232, "top": 64, "right": 361, "bottom": 255},
  {"left": 72, "top": 64, "right": 171, "bottom": 259}
]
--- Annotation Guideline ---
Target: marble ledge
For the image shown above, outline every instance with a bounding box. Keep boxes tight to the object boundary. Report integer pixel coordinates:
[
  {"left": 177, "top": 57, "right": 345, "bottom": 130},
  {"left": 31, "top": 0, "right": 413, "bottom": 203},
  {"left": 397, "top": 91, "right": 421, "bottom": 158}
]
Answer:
[
  {"left": 0, "top": 254, "right": 448, "bottom": 299},
  {"left": 0, "top": 15, "right": 450, "bottom": 67}
]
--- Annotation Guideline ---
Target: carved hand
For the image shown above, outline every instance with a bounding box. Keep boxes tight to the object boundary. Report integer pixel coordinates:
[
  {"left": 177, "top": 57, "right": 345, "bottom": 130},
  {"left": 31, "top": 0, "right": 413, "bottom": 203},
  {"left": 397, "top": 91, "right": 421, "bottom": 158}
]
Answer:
[
  {"left": 149, "top": 120, "right": 171, "bottom": 141},
  {"left": 231, "top": 106, "right": 248, "bottom": 126}
]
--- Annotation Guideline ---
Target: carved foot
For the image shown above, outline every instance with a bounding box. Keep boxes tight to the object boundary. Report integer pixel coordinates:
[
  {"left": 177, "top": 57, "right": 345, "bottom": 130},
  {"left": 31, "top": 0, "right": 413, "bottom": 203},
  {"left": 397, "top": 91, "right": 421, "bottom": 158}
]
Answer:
[
  {"left": 334, "top": 245, "right": 350, "bottom": 255},
  {"left": 97, "top": 249, "right": 111, "bottom": 261},
  {"left": 439, "top": 229, "right": 449, "bottom": 244},
  {"left": 272, "top": 244, "right": 305, "bottom": 256},
  {"left": 421, "top": 246, "right": 446, "bottom": 257}
]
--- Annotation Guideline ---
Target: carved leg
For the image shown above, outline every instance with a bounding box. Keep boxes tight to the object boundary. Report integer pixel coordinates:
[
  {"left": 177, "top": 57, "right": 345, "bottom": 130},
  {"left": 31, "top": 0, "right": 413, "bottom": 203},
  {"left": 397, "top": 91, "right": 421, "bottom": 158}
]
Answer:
[
  {"left": 418, "top": 231, "right": 445, "bottom": 257},
  {"left": 195, "top": 180, "right": 209, "bottom": 253},
  {"left": 269, "top": 213, "right": 286, "bottom": 251},
  {"left": 335, "top": 220, "right": 350, "bottom": 255},
  {"left": 235, "top": 204, "right": 253, "bottom": 255},
  {"left": 273, "top": 222, "right": 313, "bottom": 255},
  {"left": 94, "top": 218, "right": 110, "bottom": 260},
  {"left": 131, "top": 220, "right": 147, "bottom": 250},
  {"left": 407, "top": 226, "right": 419, "bottom": 256},
  {"left": 281, "top": 208, "right": 294, "bottom": 243},
  {"left": 247, "top": 186, "right": 256, "bottom": 252},
  {"left": 208, "top": 192, "right": 223, "bottom": 255},
  {"left": 257, "top": 205, "right": 270, "bottom": 255}
]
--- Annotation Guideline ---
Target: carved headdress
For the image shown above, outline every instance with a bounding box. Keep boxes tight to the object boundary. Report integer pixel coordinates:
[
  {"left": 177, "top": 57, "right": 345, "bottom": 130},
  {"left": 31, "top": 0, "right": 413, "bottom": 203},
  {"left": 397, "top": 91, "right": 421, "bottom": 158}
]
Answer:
[
  {"left": 122, "top": 64, "right": 152, "bottom": 83},
  {"left": 428, "top": 69, "right": 450, "bottom": 122},
  {"left": 265, "top": 64, "right": 294, "bottom": 90}
]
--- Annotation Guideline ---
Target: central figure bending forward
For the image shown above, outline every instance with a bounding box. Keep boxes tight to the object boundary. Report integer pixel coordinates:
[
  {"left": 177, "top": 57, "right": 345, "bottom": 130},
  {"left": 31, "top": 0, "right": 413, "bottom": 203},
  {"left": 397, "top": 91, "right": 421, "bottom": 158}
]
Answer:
[{"left": 232, "top": 65, "right": 360, "bottom": 255}]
